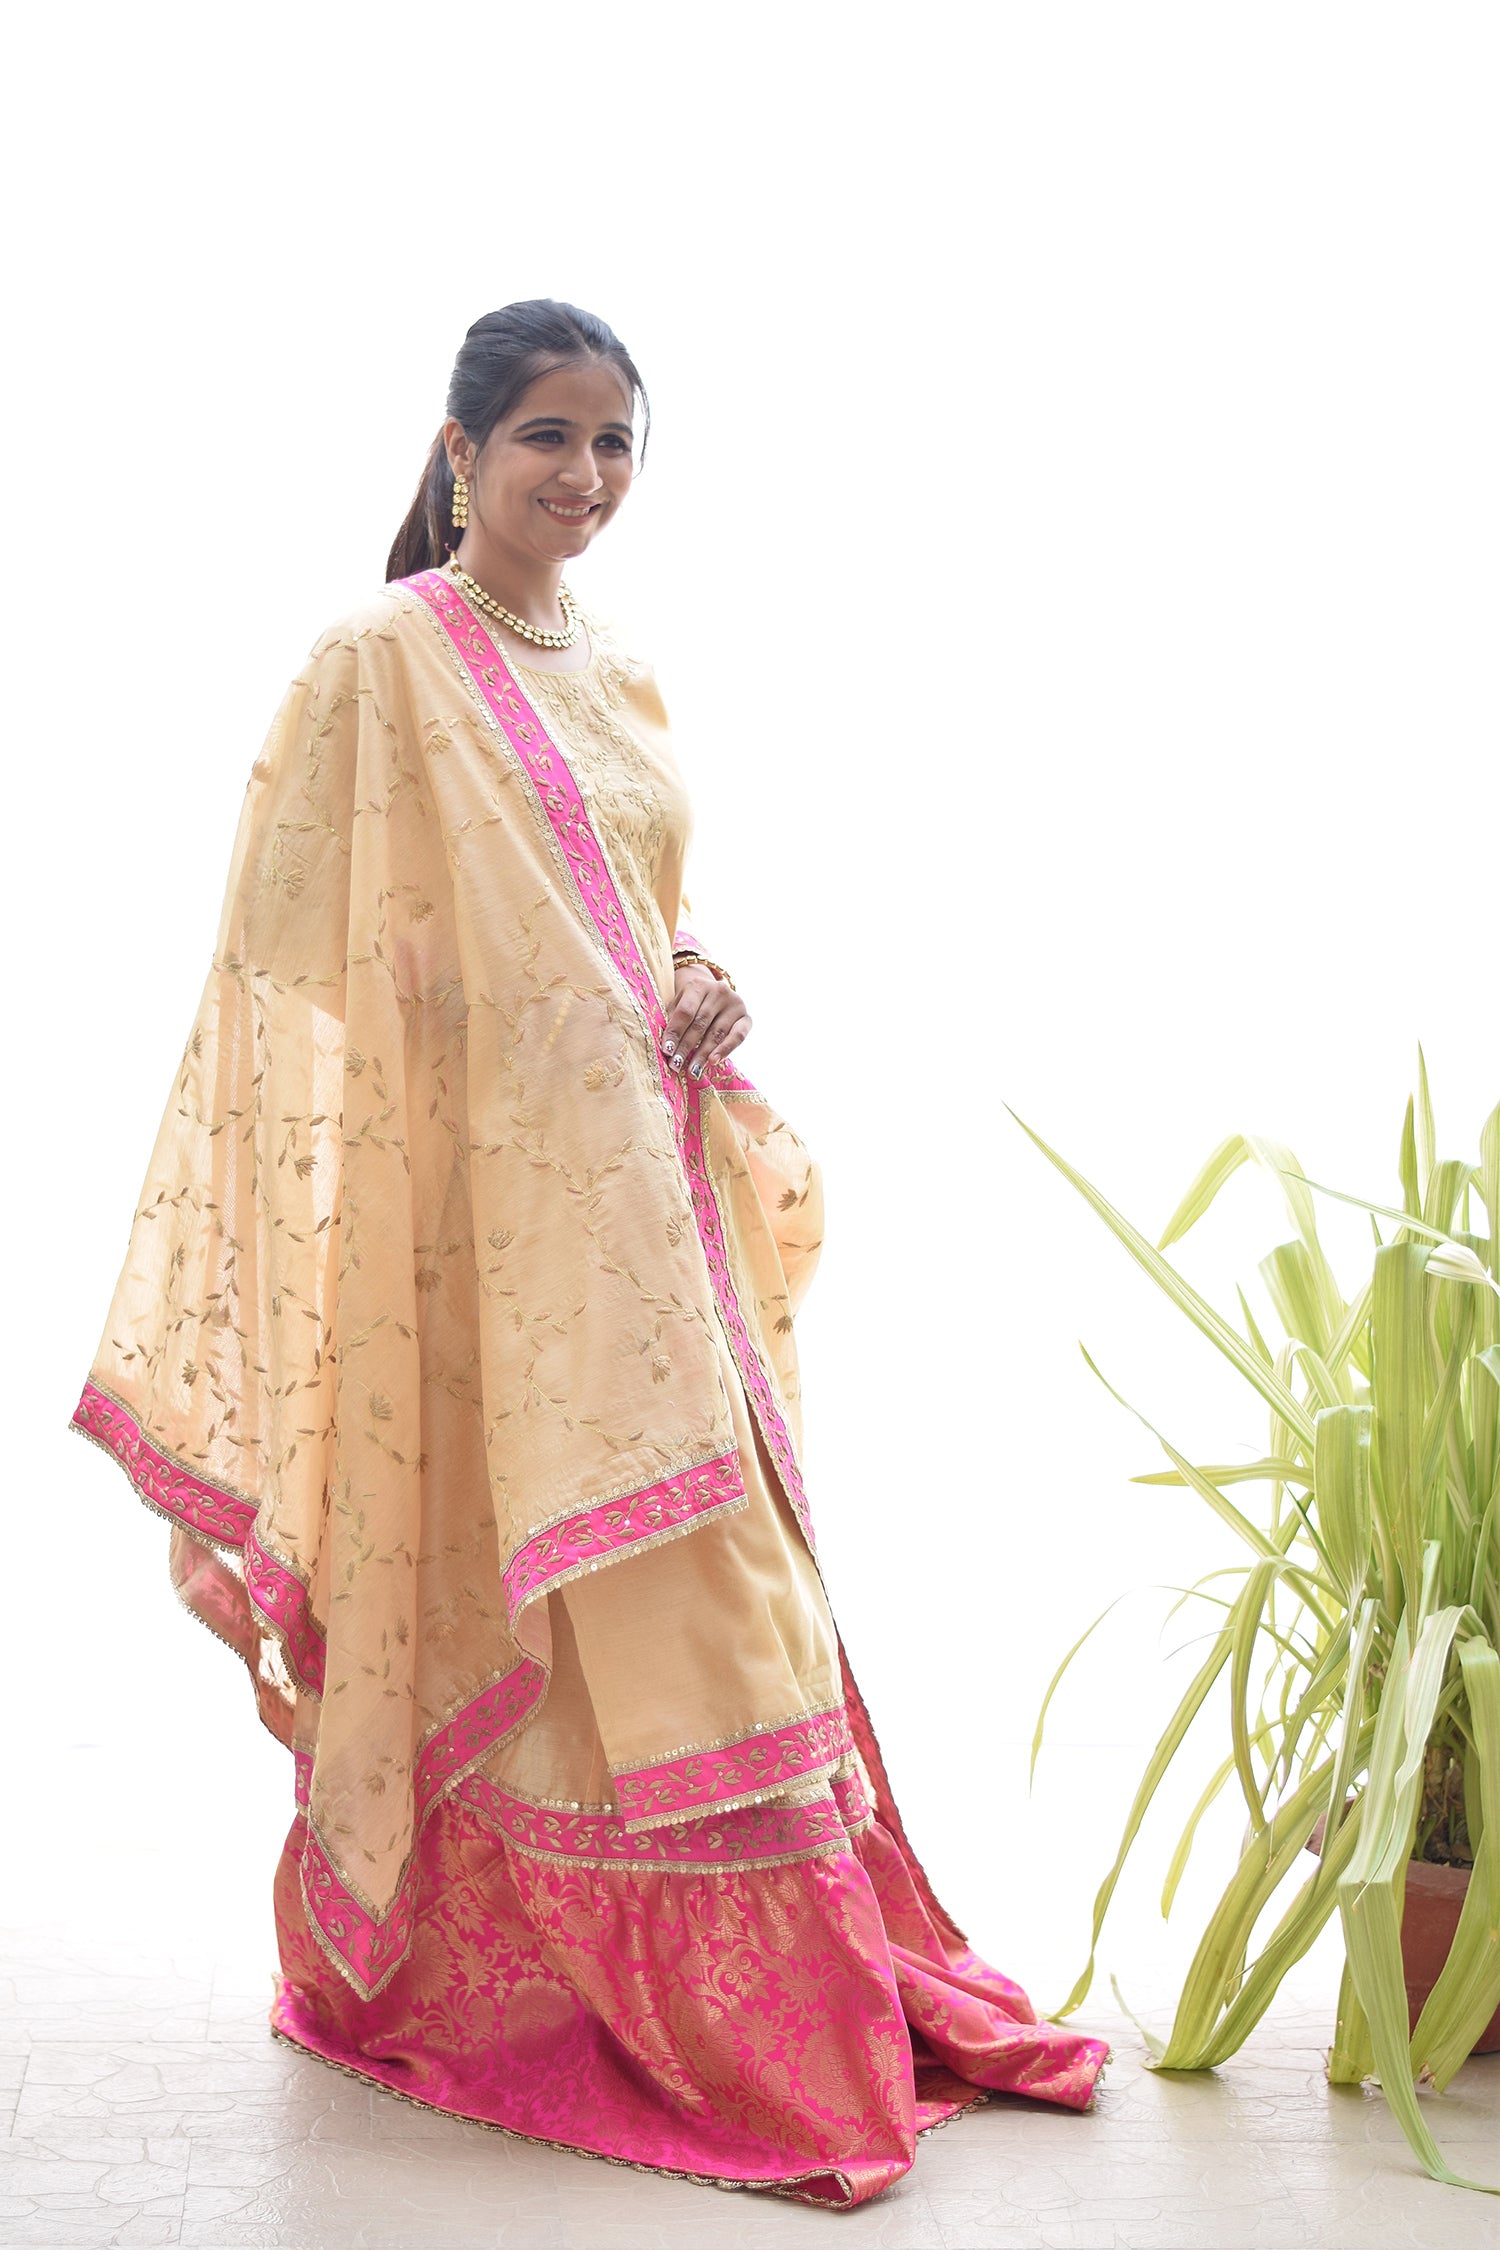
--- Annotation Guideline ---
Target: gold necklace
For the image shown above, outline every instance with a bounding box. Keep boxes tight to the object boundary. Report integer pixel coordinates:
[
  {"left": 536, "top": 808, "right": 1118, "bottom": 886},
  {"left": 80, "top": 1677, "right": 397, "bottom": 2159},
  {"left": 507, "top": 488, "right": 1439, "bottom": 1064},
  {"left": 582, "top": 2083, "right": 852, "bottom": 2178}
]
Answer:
[{"left": 451, "top": 567, "right": 583, "bottom": 650}]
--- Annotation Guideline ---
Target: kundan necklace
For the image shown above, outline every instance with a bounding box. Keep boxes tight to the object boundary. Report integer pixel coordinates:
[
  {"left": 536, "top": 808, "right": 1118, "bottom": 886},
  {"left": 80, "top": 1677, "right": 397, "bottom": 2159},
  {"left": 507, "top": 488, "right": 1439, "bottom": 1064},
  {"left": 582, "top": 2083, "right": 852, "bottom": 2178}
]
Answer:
[{"left": 451, "top": 566, "right": 583, "bottom": 651}]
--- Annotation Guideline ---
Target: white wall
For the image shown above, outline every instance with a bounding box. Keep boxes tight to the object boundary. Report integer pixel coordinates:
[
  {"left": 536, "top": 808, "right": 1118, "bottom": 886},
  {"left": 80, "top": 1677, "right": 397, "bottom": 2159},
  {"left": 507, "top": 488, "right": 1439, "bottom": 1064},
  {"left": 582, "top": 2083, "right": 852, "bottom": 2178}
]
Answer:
[{"left": 4, "top": 2, "right": 1495, "bottom": 2023}]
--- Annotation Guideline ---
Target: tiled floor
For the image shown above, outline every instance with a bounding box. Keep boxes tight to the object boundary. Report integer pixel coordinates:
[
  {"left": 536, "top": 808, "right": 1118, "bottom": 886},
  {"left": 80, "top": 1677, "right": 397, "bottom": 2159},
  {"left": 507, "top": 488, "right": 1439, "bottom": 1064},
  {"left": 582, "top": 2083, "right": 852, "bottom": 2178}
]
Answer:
[{"left": 1, "top": 1930, "right": 1497, "bottom": 2248}]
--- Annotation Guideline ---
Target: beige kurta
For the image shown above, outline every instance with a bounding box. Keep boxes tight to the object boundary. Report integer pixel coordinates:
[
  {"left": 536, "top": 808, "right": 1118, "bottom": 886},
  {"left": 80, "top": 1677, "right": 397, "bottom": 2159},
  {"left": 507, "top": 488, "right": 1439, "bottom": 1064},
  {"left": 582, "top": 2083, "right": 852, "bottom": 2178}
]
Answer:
[{"left": 488, "top": 601, "right": 839, "bottom": 1811}]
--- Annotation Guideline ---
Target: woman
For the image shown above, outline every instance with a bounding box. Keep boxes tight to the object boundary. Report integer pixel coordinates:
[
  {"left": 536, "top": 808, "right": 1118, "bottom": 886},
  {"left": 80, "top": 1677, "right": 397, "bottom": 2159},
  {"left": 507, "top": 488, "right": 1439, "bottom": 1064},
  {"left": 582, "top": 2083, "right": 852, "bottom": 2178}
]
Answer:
[{"left": 72, "top": 300, "right": 1107, "bottom": 2207}]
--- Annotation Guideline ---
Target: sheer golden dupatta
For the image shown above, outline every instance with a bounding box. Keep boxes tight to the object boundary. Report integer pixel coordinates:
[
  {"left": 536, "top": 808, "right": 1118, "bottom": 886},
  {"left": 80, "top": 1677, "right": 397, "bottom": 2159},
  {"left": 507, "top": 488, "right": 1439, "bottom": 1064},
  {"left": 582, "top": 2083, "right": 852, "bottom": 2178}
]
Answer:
[{"left": 73, "top": 575, "right": 848, "bottom": 1994}]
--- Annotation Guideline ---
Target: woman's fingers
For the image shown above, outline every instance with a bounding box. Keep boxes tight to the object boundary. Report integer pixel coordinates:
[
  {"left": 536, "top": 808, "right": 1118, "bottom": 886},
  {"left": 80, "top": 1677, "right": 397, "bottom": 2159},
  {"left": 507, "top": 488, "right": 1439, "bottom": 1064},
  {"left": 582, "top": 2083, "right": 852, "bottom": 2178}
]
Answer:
[
  {"left": 693, "top": 1014, "right": 750, "bottom": 1076},
  {"left": 663, "top": 968, "right": 750, "bottom": 1079},
  {"left": 665, "top": 988, "right": 721, "bottom": 1071},
  {"left": 663, "top": 971, "right": 718, "bottom": 1060},
  {"left": 677, "top": 995, "right": 732, "bottom": 1071},
  {"left": 686, "top": 1002, "right": 750, "bottom": 1077}
]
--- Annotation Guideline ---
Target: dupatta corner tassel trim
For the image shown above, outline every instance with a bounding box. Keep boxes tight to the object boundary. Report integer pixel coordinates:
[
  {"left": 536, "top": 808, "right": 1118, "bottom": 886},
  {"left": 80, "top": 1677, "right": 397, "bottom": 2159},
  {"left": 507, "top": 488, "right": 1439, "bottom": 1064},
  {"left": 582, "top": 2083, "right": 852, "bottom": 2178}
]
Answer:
[{"left": 405, "top": 570, "right": 816, "bottom": 1560}]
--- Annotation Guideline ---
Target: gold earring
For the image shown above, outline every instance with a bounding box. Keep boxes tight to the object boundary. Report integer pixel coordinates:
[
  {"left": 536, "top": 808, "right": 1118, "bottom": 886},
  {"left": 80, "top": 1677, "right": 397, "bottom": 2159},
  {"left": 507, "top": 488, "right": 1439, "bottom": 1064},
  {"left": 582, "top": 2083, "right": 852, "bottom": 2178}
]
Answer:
[{"left": 451, "top": 473, "right": 470, "bottom": 531}]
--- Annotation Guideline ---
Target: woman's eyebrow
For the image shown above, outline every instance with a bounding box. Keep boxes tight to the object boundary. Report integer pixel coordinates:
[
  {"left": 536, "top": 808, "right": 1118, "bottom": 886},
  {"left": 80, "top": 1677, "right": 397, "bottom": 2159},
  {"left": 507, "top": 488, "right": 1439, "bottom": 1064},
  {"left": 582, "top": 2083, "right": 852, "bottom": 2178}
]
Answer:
[{"left": 514, "top": 414, "right": 635, "bottom": 436}]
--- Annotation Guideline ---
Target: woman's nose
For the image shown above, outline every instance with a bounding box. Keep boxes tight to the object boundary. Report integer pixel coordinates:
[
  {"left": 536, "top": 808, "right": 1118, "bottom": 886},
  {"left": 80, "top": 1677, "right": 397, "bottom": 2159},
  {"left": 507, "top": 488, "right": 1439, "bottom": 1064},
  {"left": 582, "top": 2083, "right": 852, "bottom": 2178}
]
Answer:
[{"left": 558, "top": 446, "right": 604, "bottom": 493}]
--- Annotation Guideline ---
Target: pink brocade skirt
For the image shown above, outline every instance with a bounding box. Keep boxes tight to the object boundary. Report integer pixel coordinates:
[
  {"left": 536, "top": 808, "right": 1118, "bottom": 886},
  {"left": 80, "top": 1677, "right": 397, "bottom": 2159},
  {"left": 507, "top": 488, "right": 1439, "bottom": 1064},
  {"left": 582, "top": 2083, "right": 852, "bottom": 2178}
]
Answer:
[{"left": 270, "top": 1794, "right": 1109, "bottom": 2209}]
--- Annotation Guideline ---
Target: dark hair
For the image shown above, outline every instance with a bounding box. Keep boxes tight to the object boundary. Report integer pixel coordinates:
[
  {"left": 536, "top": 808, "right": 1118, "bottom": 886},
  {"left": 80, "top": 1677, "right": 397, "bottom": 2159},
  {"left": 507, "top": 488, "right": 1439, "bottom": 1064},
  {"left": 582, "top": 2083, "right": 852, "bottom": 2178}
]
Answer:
[{"left": 386, "top": 299, "right": 649, "bottom": 581}]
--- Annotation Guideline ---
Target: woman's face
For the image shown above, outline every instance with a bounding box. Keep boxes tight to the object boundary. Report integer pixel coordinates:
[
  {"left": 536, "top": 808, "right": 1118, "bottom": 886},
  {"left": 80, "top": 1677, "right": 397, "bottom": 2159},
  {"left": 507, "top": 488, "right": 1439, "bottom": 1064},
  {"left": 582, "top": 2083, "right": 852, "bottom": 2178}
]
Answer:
[{"left": 447, "top": 361, "right": 636, "bottom": 570}]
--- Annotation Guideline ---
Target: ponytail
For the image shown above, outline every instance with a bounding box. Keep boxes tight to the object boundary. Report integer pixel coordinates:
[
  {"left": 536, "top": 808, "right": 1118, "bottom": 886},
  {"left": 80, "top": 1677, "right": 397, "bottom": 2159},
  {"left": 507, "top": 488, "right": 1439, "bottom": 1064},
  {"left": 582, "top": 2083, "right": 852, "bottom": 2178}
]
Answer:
[{"left": 386, "top": 431, "right": 456, "bottom": 582}]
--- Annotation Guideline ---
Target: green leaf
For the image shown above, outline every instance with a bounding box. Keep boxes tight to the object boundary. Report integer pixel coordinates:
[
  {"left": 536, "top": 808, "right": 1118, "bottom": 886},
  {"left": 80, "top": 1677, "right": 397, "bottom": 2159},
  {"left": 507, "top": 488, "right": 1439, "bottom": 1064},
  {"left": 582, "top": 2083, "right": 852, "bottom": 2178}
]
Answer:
[
  {"left": 1159, "top": 1134, "right": 1322, "bottom": 1257},
  {"left": 1316, "top": 1408, "right": 1373, "bottom": 1607},
  {"left": 1328, "top": 1957, "right": 1373, "bottom": 2084},
  {"left": 1277, "top": 1170, "right": 1473, "bottom": 1248},
  {"left": 1229, "top": 1560, "right": 1281, "bottom": 1829},
  {"left": 1080, "top": 1349, "right": 1333, "bottom": 1600},
  {"left": 1157, "top": 1134, "right": 1253, "bottom": 1251},
  {"left": 1009, "top": 1113, "right": 1317, "bottom": 1451},
  {"left": 1479, "top": 1102, "right": 1499, "bottom": 1282},
  {"left": 1048, "top": 1626, "right": 1235, "bottom": 2020},
  {"left": 1416, "top": 1046, "right": 1437, "bottom": 1207},
  {"left": 1132, "top": 1458, "right": 1307, "bottom": 1490},
  {"left": 1425, "top": 1158, "right": 1477, "bottom": 1237},
  {"left": 1260, "top": 1242, "right": 1339, "bottom": 1361},
  {"left": 1029, "top": 1595, "right": 1130, "bottom": 1785},
  {"left": 1411, "top": 1637, "right": 1500, "bottom": 2088},
  {"left": 1157, "top": 1746, "right": 1360, "bottom": 2067},
  {"left": 1339, "top": 1604, "right": 1498, "bottom": 2192},
  {"left": 1237, "top": 1286, "right": 1274, "bottom": 1366},
  {"left": 1400, "top": 1096, "right": 1420, "bottom": 1220},
  {"left": 1160, "top": 1751, "right": 1238, "bottom": 1917},
  {"left": 1371, "top": 1242, "right": 1433, "bottom": 1614}
]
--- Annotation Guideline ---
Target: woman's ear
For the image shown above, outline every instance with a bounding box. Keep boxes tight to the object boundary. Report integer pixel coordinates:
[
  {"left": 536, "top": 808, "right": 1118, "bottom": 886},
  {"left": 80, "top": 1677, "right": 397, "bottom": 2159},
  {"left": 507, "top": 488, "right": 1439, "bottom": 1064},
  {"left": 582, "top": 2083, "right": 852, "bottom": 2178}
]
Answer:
[{"left": 442, "top": 416, "right": 475, "bottom": 483}]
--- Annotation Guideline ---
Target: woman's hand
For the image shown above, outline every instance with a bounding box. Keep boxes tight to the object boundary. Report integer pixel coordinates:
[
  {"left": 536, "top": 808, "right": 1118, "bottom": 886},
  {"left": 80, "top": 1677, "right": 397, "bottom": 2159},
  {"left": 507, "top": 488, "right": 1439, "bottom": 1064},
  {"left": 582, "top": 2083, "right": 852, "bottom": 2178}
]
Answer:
[{"left": 663, "top": 964, "right": 751, "bottom": 1080}]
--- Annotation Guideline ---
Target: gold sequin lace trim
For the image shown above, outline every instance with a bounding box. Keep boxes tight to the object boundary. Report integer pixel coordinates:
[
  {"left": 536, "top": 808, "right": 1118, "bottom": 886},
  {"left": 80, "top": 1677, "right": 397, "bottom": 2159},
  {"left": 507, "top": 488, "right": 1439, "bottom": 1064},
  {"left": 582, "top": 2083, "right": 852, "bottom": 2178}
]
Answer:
[
  {"left": 608, "top": 1694, "right": 846, "bottom": 1779},
  {"left": 497, "top": 1827, "right": 849, "bottom": 1878},
  {"left": 269, "top": 2019, "right": 884, "bottom": 2206},
  {"left": 621, "top": 1756, "right": 851, "bottom": 1837}
]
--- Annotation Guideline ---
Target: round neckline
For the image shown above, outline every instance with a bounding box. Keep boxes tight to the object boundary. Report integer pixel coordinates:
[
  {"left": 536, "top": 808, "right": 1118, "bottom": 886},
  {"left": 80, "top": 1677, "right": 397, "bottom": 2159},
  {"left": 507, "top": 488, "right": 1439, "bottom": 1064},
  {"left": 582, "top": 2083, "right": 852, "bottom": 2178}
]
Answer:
[
  {"left": 513, "top": 635, "right": 597, "bottom": 682},
  {"left": 441, "top": 562, "right": 598, "bottom": 681}
]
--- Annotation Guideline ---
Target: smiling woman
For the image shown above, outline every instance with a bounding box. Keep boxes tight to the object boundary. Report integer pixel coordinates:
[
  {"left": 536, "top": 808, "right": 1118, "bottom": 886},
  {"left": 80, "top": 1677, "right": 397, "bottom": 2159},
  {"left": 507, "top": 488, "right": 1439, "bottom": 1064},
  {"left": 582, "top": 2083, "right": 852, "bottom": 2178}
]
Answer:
[{"left": 71, "top": 297, "right": 1108, "bottom": 2208}]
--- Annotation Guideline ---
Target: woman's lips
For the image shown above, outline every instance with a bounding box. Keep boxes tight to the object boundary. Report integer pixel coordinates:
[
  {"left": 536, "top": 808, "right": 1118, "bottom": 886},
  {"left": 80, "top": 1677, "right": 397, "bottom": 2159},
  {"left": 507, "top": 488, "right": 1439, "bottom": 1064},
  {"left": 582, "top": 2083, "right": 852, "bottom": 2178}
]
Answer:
[{"left": 538, "top": 498, "right": 601, "bottom": 520}]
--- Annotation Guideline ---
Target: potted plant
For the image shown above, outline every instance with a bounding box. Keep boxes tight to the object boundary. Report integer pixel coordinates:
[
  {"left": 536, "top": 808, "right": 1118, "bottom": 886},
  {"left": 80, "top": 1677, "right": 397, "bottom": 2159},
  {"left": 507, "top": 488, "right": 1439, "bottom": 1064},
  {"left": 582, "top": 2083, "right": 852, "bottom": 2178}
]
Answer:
[{"left": 1021, "top": 1060, "right": 1499, "bottom": 2194}]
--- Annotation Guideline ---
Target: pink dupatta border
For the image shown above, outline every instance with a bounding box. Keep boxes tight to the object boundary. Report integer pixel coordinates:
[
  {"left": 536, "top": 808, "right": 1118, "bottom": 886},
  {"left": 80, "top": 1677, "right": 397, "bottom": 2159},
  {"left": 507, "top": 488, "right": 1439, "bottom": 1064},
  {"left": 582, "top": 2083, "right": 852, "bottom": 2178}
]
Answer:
[
  {"left": 71, "top": 1378, "right": 327, "bottom": 1696},
  {"left": 502, "top": 1447, "right": 746, "bottom": 1616},
  {"left": 405, "top": 571, "right": 817, "bottom": 1563},
  {"left": 292, "top": 1657, "right": 548, "bottom": 1995}
]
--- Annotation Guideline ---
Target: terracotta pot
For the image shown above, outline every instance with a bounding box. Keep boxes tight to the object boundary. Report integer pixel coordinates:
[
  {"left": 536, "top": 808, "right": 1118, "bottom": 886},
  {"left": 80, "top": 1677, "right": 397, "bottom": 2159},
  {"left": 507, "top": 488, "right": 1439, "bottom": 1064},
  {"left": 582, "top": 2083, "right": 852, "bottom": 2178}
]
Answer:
[
  {"left": 1308, "top": 1816, "right": 1500, "bottom": 2056},
  {"left": 1400, "top": 1857, "right": 1500, "bottom": 2055}
]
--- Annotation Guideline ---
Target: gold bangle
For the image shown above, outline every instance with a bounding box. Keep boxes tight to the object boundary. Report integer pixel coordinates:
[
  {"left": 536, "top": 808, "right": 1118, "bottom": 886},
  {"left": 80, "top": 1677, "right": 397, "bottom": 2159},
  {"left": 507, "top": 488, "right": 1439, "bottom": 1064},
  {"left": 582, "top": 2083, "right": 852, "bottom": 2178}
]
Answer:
[{"left": 672, "top": 950, "right": 736, "bottom": 992}]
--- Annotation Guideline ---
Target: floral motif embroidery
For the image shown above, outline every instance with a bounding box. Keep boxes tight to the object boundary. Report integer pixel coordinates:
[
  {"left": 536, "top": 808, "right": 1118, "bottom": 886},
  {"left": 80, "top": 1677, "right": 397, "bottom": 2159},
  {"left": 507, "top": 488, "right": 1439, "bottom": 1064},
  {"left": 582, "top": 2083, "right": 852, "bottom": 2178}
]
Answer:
[
  {"left": 502, "top": 1448, "right": 747, "bottom": 1616},
  {"left": 408, "top": 1661, "right": 548, "bottom": 1821},
  {"left": 832, "top": 1766, "right": 873, "bottom": 1831},
  {"left": 293, "top": 1655, "right": 548, "bottom": 1997},
  {"left": 72, "top": 1379, "right": 256, "bottom": 1545},
  {"left": 458, "top": 1770, "right": 852, "bottom": 1872},
  {"left": 299, "top": 1823, "right": 418, "bottom": 1997},
  {"left": 407, "top": 572, "right": 816, "bottom": 1555},
  {"left": 610, "top": 1702, "right": 855, "bottom": 1829}
]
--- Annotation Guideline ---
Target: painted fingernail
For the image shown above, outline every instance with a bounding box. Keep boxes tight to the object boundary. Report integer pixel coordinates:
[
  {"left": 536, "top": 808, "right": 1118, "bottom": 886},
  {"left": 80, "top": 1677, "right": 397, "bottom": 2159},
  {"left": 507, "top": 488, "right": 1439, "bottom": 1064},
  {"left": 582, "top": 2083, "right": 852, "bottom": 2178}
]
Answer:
[
  {"left": 662, "top": 1037, "right": 675, "bottom": 1054},
  {"left": 671, "top": 1054, "right": 684, "bottom": 1072},
  {"left": 690, "top": 1060, "right": 703, "bottom": 1078}
]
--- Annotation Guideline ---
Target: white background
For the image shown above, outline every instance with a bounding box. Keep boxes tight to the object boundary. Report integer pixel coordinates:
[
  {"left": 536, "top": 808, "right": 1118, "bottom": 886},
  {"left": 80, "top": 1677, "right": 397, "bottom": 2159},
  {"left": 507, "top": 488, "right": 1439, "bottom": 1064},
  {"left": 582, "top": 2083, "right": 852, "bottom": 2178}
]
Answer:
[{"left": 3, "top": 3, "right": 1496, "bottom": 2030}]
